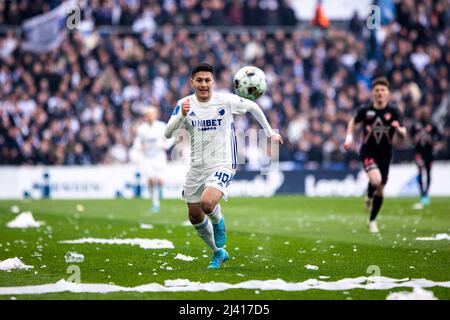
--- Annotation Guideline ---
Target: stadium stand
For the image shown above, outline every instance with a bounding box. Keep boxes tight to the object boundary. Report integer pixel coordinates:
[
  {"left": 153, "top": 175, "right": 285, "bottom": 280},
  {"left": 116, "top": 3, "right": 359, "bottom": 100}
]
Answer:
[{"left": 0, "top": 0, "right": 448, "bottom": 170}]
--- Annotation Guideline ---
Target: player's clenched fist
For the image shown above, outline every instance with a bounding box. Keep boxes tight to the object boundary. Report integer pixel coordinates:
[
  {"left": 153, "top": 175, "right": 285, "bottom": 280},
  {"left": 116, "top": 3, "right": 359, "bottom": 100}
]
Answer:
[
  {"left": 343, "top": 134, "right": 353, "bottom": 151},
  {"left": 181, "top": 99, "right": 190, "bottom": 116},
  {"left": 343, "top": 141, "right": 352, "bottom": 151},
  {"left": 271, "top": 133, "right": 284, "bottom": 145}
]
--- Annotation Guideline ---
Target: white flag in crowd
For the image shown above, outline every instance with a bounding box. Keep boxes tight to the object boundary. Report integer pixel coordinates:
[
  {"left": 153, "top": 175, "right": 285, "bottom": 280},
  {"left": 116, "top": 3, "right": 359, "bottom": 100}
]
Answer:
[{"left": 21, "top": 0, "right": 77, "bottom": 53}]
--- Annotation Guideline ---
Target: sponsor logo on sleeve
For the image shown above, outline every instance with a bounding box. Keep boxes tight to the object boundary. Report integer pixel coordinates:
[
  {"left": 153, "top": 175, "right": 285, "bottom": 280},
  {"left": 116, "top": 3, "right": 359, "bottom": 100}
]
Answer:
[{"left": 172, "top": 105, "right": 180, "bottom": 115}]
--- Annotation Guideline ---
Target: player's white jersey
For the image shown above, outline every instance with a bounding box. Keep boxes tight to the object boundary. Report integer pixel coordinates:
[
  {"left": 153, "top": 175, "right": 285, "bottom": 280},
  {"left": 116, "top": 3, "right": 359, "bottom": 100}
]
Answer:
[
  {"left": 132, "top": 120, "right": 169, "bottom": 161},
  {"left": 168, "top": 92, "right": 274, "bottom": 170}
]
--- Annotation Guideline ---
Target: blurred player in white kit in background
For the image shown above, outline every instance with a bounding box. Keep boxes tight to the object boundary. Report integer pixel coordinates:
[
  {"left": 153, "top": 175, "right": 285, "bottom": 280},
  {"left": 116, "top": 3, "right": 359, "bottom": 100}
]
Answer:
[{"left": 130, "top": 106, "right": 174, "bottom": 212}]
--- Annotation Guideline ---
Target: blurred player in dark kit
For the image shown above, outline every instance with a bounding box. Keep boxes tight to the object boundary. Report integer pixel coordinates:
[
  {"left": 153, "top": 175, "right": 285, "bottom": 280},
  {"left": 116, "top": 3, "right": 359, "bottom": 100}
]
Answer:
[{"left": 344, "top": 77, "right": 407, "bottom": 233}]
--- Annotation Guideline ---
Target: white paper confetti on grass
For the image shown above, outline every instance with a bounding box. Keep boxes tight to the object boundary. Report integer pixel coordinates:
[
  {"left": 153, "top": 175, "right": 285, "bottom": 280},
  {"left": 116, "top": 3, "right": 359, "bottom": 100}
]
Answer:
[
  {"left": 164, "top": 279, "right": 193, "bottom": 287},
  {"left": 59, "top": 238, "right": 174, "bottom": 249},
  {"left": 386, "top": 287, "right": 438, "bottom": 300},
  {"left": 174, "top": 254, "right": 195, "bottom": 261},
  {"left": 6, "top": 212, "right": 43, "bottom": 228},
  {"left": 416, "top": 233, "right": 450, "bottom": 241},
  {"left": 139, "top": 224, "right": 154, "bottom": 229},
  {"left": 0, "top": 258, "right": 34, "bottom": 271},
  {"left": 10, "top": 206, "right": 20, "bottom": 214},
  {"left": 305, "top": 264, "right": 319, "bottom": 270}
]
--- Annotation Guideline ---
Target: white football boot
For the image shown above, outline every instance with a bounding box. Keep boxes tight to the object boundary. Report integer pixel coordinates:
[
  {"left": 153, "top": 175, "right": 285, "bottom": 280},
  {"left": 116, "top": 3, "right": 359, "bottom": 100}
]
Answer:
[{"left": 368, "top": 220, "right": 380, "bottom": 233}]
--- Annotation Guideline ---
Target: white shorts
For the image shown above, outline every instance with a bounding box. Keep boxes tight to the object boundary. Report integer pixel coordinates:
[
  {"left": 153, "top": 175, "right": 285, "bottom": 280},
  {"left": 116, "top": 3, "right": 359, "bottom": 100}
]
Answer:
[
  {"left": 182, "top": 166, "right": 236, "bottom": 203},
  {"left": 141, "top": 158, "right": 167, "bottom": 180}
]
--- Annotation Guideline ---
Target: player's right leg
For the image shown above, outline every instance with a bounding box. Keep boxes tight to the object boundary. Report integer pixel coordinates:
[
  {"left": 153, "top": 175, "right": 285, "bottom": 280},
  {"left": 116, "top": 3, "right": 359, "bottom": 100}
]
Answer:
[
  {"left": 187, "top": 202, "right": 228, "bottom": 269},
  {"left": 363, "top": 158, "right": 382, "bottom": 233},
  {"left": 368, "top": 182, "right": 385, "bottom": 233},
  {"left": 367, "top": 168, "right": 382, "bottom": 229},
  {"left": 423, "top": 161, "right": 432, "bottom": 205},
  {"left": 415, "top": 154, "right": 427, "bottom": 206},
  {"left": 142, "top": 160, "right": 159, "bottom": 213},
  {"left": 188, "top": 203, "right": 218, "bottom": 252},
  {"left": 415, "top": 154, "right": 425, "bottom": 196},
  {"left": 151, "top": 177, "right": 164, "bottom": 213},
  {"left": 411, "top": 154, "right": 426, "bottom": 209},
  {"left": 365, "top": 183, "right": 375, "bottom": 212},
  {"left": 201, "top": 187, "right": 226, "bottom": 248}
]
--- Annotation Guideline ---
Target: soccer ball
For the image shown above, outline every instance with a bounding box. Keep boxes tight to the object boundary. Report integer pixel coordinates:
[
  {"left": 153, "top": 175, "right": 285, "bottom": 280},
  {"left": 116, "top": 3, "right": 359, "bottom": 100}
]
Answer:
[{"left": 233, "top": 66, "right": 267, "bottom": 100}]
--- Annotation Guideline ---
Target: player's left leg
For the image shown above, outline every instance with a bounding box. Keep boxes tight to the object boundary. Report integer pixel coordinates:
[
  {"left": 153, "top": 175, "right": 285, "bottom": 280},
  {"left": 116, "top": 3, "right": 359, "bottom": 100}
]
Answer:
[{"left": 147, "top": 178, "right": 158, "bottom": 213}]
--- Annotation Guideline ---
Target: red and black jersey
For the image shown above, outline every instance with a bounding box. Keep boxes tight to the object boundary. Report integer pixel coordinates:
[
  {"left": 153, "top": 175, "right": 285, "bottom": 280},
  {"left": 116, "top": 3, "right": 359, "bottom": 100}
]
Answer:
[
  {"left": 410, "top": 120, "right": 441, "bottom": 160},
  {"left": 354, "top": 103, "right": 404, "bottom": 160}
]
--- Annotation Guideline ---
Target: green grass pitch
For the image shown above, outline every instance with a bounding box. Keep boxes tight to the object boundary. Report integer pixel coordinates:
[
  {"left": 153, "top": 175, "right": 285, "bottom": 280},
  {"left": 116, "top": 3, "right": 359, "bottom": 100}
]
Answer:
[{"left": 0, "top": 196, "right": 449, "bottom": 300}]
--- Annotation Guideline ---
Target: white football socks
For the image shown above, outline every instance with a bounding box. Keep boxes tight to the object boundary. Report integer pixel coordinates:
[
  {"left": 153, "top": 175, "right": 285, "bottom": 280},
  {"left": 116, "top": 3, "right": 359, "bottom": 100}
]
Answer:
[
  {"left": 152, "top": 185, "right": 160, "bottom": 208},
  {"left": 193, "top": 216, "right": 218, "bottom": 252},
  {"left": 207, "top": 203, "right": 222, "bottom": 224}
]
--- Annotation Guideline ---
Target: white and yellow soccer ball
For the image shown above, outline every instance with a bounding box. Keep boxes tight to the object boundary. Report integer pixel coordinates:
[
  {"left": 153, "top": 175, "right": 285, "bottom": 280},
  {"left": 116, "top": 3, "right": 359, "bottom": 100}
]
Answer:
[{"left": 233, "top": 66, "right": 267, "bottom": 100}]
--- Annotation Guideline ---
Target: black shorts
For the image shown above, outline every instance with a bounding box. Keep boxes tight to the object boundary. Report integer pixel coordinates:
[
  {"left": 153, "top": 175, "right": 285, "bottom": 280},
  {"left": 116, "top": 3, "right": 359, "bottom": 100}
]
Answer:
[
  {"left": 415, "top": 153, "right": 433, "bottom": 168},
  {"left": 362, "top": 156, "right": 390, "bottom": 185}
]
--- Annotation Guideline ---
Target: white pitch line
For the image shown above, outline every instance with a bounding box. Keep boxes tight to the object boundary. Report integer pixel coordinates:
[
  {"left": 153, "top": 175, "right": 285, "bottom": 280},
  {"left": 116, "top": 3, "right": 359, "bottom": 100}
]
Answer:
[{"left": 0, "top": 276, "right": 449, "bottom": 295}]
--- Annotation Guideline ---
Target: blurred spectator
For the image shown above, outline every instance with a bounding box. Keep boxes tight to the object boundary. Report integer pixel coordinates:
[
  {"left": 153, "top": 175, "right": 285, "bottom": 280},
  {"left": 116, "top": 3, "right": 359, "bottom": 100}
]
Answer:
[
  {"left": 226, "top": 0, "right": 244, "bottom": 25},
  {"left": 279, "top": 0, "right": 297, "bottom": 26}
]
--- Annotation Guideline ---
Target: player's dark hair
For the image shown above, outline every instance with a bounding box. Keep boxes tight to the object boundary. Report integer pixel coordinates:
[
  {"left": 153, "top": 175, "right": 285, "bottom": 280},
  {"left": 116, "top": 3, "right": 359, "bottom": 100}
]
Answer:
[
  {"left": 372, "top": 77, "right": 390, "bottom": 89},
  {"left": 191, "top": 62, "right": 214, "bottom": 78}
]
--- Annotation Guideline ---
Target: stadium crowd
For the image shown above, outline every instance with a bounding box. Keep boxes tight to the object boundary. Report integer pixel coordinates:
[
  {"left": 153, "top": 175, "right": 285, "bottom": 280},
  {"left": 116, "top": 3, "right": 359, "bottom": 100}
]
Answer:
[{"left": 0, "top": 0, "right": 449, "bottom": 170}]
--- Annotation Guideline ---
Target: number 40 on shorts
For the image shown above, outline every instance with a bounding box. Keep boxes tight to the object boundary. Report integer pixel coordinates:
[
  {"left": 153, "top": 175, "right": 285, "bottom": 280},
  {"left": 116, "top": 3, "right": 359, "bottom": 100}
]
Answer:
[{"left": 214, "top": 171, "right": 233, "bottom": 186}]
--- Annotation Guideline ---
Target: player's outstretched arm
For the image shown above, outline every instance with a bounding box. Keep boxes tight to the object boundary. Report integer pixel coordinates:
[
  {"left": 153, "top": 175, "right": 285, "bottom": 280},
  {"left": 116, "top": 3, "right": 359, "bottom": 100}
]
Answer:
[
  {"left": 237, "top": 98, "right": 283, "bottom": 144},
  {"left": 164, "top": 99, "right": 190, "bottom": 138},
  {"left": 163, "top": 136, "right": 177, "bottom": 150}
]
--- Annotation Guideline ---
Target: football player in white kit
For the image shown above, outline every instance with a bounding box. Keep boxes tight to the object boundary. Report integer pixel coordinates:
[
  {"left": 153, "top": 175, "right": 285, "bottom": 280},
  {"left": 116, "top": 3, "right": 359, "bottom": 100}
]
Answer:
[
  {"left": 164, "top": 63, "right": 283, "bottom": 269},
  {"left": 130, "top": 106, "right": 174, "bottom": 213}
]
